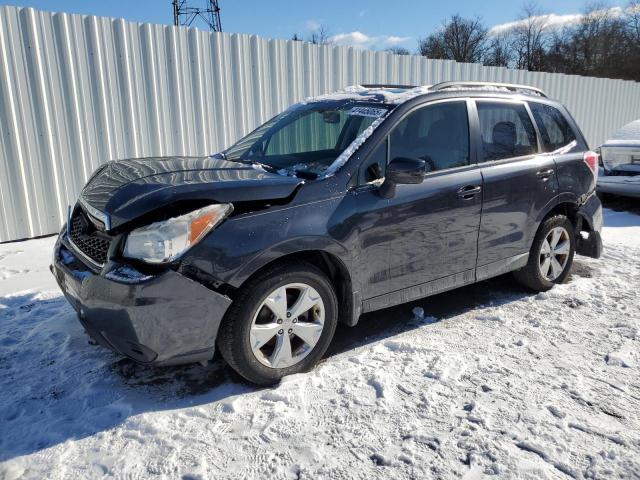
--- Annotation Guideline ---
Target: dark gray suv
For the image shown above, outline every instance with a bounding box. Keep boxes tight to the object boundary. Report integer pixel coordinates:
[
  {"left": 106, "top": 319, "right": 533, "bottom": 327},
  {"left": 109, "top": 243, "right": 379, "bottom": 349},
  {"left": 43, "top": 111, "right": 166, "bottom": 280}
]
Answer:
[{"left": 52, "top": 81, "right": 603, "bottom": 385}]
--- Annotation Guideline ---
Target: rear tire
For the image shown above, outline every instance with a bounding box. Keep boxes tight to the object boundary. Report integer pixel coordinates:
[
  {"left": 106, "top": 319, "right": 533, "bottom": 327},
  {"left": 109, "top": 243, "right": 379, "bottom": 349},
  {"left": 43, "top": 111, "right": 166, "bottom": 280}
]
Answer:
[
  {"left": 513, "top": 215, "right": 575, "bottom": 292},
  {"left": 217, "top": 262, "right": 338, "bottom": 385}
]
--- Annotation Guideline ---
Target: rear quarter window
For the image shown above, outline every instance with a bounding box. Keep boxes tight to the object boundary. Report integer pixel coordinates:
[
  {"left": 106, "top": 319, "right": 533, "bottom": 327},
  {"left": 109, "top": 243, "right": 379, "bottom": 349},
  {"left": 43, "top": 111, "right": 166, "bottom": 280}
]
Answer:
[{"left": 529, "top": 102, "right": 577, "bottom": 153}]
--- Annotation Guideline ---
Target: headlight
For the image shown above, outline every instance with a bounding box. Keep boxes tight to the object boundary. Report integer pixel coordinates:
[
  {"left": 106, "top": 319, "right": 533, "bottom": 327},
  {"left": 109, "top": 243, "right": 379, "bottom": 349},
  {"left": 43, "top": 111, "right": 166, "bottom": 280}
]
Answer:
[{"left": 123, "top": 203, "right": 233, "bottom": 263}]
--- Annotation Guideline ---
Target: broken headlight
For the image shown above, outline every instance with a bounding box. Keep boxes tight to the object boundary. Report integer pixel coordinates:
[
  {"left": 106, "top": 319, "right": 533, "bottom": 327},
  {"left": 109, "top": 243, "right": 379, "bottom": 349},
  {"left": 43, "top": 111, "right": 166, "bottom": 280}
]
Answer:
[{"left": 123, "top": 204, "right": 233, "bottom": 263}]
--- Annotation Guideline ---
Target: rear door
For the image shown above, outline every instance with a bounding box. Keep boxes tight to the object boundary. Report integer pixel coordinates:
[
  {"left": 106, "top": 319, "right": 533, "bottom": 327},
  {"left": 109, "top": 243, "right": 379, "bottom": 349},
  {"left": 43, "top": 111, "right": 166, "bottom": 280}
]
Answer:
[
  {"left": 528, "top": 101, "right": 591, "bottom": 199},
  {"left": 472, "top": 99, "right": 558, "bottom": 279}
]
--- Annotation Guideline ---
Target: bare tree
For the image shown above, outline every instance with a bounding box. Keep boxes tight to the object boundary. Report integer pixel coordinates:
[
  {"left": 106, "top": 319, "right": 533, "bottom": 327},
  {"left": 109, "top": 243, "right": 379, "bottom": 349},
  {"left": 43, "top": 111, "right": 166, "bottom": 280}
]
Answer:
[
  {"left": 571, "top": 3, "right": 629, "bottom": 77},
  {"left": 628, "top": 0, "right": 640, "bottom": 42},
  {"left": 291, "top": 25, "right": 332, "bottom": 45},
  {"left": 544, "top": 26, "right": 578, "bottom": 73},
  {"left": 386, "top": 46, "right": 411, "bottom": 55},
  {"left": 419, "top": 35, "right": 447, "bottom": 60},
  {"left": 627, "top": 1, "right": 640, "bottom": 81},
  {"left": 309, "top": 25, "right": 331, "bottom": 45},
  {"left": 419, "top": 14, "right": 488, "bottom": 63},
  {"left": 538, "top": 1, "right": 640, "bottom": 80},
  {"left": 511, "top": 3, "right": 549, "bottom": 71},
  {"left": 289, "top": 2, "right": 640, "bottom": 81},
  {"left": 484, "top": 34, "right": 512, "bottom": 66}
]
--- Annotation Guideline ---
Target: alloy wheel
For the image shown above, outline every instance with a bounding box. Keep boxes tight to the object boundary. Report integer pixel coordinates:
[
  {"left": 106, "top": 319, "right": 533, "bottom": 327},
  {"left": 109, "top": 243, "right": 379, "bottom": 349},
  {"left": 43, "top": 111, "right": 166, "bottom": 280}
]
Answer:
[
  {"left": 249, "top": 283, "right": 325, "bottom": 369},
  {"left": 538, "top": 226, "right": 571, "bottom": 281}
]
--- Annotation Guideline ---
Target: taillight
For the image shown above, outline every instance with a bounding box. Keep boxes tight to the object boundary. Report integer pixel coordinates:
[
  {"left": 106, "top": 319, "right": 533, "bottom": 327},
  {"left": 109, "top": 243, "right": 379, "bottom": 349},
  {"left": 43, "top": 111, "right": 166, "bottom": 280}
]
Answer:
[{"left": 583, "top": 151, "right": 599, "bottom": 181}]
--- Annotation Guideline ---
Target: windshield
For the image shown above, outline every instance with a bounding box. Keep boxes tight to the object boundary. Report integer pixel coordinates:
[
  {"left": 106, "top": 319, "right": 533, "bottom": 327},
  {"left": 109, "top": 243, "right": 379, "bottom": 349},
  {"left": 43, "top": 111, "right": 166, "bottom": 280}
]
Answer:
[{"left": 223, "top": 101, "right": 391, "bottom": 178}]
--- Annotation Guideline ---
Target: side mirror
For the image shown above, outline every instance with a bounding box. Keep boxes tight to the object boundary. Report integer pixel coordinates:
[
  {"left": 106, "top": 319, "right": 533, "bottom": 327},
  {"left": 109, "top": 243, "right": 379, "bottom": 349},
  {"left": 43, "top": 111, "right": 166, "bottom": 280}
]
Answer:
[{"left": 379, "top": 157, "right": 427, "bottom": 198}]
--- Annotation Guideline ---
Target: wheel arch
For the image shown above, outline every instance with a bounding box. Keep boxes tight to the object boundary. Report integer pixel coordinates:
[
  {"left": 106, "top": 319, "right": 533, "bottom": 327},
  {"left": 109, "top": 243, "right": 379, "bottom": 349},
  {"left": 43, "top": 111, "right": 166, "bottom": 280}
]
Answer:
[
  {"left": 232, "top": 247, "right": 360, "bottom": 327},
  {"left": 540, "top": 199, "right": 602, "bottom": 239},
  {"left": 540, "top": 201, "right": 580, "bottom": 230}
]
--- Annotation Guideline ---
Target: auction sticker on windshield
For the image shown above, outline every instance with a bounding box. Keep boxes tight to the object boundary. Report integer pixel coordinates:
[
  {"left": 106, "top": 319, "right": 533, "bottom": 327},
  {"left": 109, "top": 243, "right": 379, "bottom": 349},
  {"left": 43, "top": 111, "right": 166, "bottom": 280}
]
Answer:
[{"left": 349, "top": 106, "right": 388, "bottom": 118}]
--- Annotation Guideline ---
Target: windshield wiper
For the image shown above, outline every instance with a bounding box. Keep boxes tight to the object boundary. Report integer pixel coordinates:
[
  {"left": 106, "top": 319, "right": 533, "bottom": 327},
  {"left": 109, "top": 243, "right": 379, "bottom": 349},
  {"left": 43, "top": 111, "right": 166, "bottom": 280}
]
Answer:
[
  {"left": 291, "top": 167, "right": 319, "bottom": 180},
  {"left": 242, "top": 158, "right": 279, "bottom": 174},
  {"left": 225, "top": 156, "right": 265, "bottom": 169}
]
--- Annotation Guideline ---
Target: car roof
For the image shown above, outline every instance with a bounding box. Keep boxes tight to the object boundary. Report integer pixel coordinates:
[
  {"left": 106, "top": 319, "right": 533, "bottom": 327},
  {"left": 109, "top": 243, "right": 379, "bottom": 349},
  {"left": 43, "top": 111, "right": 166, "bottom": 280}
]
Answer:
[{"left": 304, "top": 82, "right": 553, "bottom": 107}]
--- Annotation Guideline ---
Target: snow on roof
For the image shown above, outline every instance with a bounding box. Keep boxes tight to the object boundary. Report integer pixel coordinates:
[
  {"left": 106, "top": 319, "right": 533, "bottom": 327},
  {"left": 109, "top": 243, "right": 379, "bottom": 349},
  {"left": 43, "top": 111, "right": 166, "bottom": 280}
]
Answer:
[
  {"left": 303, "top": 84, "right": 432, "bottom": 105},
  {"left": 302, "top": 83, "right": 543, "bottom": 106},
  {"left": 602, "top": 120, "right": 640, "bottom": 147},
  {"left": 434, "top": 84, "right": 544, "bottom": 96}
]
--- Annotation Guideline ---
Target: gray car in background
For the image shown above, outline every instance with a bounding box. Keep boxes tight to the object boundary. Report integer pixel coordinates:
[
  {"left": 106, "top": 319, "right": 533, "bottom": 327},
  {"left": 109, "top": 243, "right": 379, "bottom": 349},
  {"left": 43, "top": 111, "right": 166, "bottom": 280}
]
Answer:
[{"left": 598, "top": 120, "right": 640, "bottom": 198}]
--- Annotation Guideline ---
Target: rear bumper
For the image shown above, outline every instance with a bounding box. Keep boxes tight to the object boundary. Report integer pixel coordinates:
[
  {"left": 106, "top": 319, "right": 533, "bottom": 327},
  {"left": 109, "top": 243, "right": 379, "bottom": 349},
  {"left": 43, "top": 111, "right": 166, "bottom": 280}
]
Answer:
[
  {"left": 597, "top": 168, "right": 640, "bottom": 198},
  {"left": 576, "top": 193, "right": 603, "bottom": 259},
  {"left": 51, "top": 232, "right": 232, "bottom": 366}
]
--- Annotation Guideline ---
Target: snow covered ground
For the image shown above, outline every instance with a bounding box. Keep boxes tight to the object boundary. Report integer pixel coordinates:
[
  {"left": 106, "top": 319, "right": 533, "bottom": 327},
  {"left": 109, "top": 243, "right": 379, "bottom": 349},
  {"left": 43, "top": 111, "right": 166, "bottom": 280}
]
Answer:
[{"left": 1, "top": 204, "right": 639, "bottom": 479}]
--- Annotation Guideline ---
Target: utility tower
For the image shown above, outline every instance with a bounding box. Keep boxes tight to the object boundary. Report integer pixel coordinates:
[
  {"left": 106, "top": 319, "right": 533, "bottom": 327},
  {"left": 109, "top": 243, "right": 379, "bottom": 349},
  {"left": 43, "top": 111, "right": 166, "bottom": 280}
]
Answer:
[{"left": 172, "top": 0, "right": 222, "bottom": 32}]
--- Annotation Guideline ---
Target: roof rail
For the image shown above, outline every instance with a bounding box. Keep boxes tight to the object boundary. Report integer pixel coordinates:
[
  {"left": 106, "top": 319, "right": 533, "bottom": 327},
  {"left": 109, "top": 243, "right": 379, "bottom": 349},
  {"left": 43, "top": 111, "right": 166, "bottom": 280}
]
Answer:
[
  {"left": 361, "top": 84, "right": 418, "bottom": 89},
  {"left": 430, "top": 81, "right": 547, "bottom": 98}
]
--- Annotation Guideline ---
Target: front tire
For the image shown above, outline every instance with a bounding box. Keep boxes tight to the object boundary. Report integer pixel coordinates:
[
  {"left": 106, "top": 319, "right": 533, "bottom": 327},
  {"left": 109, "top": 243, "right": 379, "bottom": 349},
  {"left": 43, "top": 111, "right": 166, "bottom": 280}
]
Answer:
[
  {"left": 513, "top": 215, "right": 575, "bottom": 292},
  {"left": 217, "top": 262, "right": 338, "bottom": 385}
]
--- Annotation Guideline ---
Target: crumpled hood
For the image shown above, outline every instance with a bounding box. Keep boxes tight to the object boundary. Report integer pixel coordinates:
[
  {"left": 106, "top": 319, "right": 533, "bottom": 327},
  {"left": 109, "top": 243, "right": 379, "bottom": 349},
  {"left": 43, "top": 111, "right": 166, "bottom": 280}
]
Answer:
[{"left": 79, "top": 156, "right": 302, "bottom": 230}]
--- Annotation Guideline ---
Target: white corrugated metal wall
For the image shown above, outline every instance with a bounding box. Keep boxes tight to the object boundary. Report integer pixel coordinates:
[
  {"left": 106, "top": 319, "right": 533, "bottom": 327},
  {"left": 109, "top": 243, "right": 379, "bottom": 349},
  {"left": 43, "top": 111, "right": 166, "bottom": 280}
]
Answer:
[{"left": 1, "top": 6, "right": 639, "bottom": 242}]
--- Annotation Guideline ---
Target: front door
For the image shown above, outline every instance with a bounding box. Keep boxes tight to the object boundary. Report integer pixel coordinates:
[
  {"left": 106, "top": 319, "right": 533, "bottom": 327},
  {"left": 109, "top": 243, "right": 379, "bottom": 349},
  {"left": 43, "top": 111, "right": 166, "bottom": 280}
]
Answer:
[{"left": 361, "top": 99, "right": 483, "bottom": 307}]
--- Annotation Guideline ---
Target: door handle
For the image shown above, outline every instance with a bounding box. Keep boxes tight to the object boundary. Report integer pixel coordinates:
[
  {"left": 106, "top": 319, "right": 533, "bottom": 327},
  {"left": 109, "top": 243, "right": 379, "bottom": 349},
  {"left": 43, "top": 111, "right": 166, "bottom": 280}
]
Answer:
[
  {"left": 457, "top": 185, "right": 482, "bottom": 199},
  {"left": 536, "top": 168, "right": 555, "bottom": 179}
]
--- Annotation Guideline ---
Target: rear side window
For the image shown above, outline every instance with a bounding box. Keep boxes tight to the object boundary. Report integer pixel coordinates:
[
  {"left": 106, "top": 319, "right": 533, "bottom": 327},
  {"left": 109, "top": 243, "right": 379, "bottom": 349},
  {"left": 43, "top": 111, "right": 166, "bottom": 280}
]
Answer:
[
  {"left": 476, "top": 101, "right": 538, "bottom": 161},
  {"left": 389, "top": 101, "right": 470, "bottom": 172},
  {"left": 529, "top": 102, "right": 577, "bottom": 153}
]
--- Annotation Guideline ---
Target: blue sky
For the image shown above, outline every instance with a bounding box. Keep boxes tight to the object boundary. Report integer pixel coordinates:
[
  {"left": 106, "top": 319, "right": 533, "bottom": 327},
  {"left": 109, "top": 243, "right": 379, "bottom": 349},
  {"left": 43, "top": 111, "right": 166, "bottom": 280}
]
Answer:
[{"left": 4, "top": 0, "right": 630, "bottom": 51}]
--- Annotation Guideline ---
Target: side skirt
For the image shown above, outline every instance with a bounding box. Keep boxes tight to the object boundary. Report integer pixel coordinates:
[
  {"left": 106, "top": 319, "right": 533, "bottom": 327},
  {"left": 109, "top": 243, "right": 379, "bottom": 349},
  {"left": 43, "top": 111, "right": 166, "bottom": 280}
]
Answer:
[
  {"left": 360, "top": 253, "right": 529, "bottom": 315},
  {"left": 476, "top": 253, "right": 529, "bottom": 282},
  {"left": 362, "top": 269, "right": 475, "bottom": 313}
]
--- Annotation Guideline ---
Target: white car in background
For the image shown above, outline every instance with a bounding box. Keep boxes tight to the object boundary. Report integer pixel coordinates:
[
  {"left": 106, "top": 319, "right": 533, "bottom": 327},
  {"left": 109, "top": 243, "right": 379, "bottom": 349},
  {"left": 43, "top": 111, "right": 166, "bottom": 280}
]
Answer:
[{"left": 598, "top": 120, "right": 640, "bottom": 198}]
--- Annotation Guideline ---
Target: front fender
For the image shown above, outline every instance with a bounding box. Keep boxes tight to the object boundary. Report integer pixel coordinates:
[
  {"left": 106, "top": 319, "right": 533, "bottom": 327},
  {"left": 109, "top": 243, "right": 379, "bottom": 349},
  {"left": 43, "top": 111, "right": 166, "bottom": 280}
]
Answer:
[
  {"left": 185, "top": 196, "right": 354, "bottom": 289},
  {"left": 228, "top": 236, "right": 352, "bottom": 288}
]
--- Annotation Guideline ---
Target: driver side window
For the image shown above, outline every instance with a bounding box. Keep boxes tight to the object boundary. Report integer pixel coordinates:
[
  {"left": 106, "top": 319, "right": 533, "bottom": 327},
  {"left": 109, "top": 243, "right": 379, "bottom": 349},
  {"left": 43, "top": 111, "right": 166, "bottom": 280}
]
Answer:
[{"left": 389, "top": 101, "right": 470, "bottom": 172}]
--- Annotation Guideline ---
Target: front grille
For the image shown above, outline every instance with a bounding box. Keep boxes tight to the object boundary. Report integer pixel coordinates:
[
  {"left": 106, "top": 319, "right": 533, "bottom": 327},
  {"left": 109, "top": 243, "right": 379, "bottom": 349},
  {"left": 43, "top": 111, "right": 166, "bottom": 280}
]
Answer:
[{"left": 69, "top": 208, "right": 112, "bottom": 266}]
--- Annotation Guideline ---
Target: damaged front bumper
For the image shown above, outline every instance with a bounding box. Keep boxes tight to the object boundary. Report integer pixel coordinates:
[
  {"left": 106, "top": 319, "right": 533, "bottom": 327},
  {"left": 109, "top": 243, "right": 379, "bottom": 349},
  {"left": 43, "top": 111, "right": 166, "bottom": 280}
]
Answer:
[{"left": 51, "top": 231, "right": 232, "bottom": 366}]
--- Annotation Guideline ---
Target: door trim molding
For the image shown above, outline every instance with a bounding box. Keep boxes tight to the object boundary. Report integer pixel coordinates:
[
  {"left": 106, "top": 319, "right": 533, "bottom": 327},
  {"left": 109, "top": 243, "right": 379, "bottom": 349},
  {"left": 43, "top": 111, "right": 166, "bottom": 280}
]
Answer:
[
  {"left": 360, "top": 252, "right": 530, "bottom": 314},
  {"left": 362, "top": 269, "right": 475, "bottom": 313}
]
